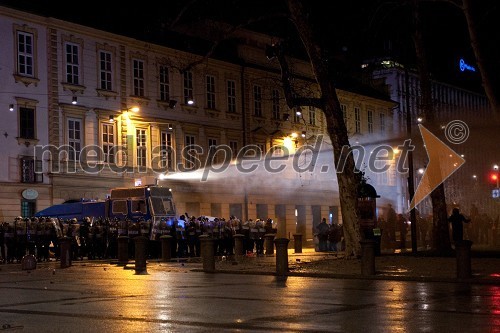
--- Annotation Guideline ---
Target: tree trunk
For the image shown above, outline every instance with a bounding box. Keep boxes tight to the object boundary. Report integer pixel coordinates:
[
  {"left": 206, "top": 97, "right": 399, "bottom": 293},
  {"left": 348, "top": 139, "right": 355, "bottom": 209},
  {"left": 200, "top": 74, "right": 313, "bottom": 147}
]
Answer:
[
  {"left": 287, "top": 0, "right": 361, "bottom": 256},
  {"left": 462, "top": 0, "right": 500, "bottom": 113},
  {"left": 412, "top": 0, "right": 451, "bottom": 254}
]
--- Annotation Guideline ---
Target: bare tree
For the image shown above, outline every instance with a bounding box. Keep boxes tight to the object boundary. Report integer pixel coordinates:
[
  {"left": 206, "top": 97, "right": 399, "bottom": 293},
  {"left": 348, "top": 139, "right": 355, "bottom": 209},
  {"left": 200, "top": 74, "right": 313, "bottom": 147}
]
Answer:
[
  {"left": 411, "top": 0, "right": 452, "bottom": 254},
  {"left": 272, "top": 0, "right": 363, "bottom": 257}
]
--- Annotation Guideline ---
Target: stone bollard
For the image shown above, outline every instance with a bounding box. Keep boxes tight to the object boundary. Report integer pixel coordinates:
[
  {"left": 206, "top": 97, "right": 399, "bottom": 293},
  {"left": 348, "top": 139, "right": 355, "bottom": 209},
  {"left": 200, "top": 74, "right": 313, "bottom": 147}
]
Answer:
[
  {"left": 293, "top": 234, "right": 302, "bottom": 253},
  {"left": 160, "top": 235, "right": 173, "bottom": 262},
  {"left": 199, "top": 235, "right": 215, "bottom": 272},
  {"left": 134, "top": 236, "right": 148, "bottom": 273},
  {"left": 274, "top": 238, "right": 290, "bottom": 279},
  {"left": 233, "top": 234, "right": 245, "bottom": 257},
  {"left": 264, "top": 234, "right": 275, "bottom": 255},
  {"left": 117, "top": 236, "right": 129, "bottom": 266},
  {"left": 360, "top": 240, "right": 376, "bottom": 276},
  {"left": 59, "top": 237, "right": 72, "bottom": 268},
  {"left": 456, "top": 240, "right": 473, "bottom": 279}
]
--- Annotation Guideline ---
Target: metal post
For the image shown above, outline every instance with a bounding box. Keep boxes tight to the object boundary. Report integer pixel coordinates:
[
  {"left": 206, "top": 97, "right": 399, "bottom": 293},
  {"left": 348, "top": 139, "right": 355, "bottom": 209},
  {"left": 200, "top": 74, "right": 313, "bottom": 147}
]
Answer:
[
  {"left": 456, "top": 240, "right": 473, "bottom": 279},
  {"left": 233, "top": 234, "right": 244, "bottom": 257},
  {"left": 264, "top": 234, "right": 275, "bottom": 255},
  {"left": 160, "top": 235, "right": 172, "bottom": 262},
  {"left": 360, "top": 240, "right": 376, "bottom": 276},
  {"left": 199, "top": 235, "right": 215, "bottom": 272},
  {"left": 134, "top": 236, "right": 148, "bottom": 274},
  {"left": 274, "top": 238, "right": 290, "bottom": 279},
  {"left": 59, "top": 237, "right": 72, "bottom": 268},
  {"left": 405, "top": 67, "right": 418, "bottom": 254},
  {"left": 117, "top": 236, "right": 129, "bottom": 266},
  {"left": 293, "top": 233, "right": 302, "bottom": 253}
]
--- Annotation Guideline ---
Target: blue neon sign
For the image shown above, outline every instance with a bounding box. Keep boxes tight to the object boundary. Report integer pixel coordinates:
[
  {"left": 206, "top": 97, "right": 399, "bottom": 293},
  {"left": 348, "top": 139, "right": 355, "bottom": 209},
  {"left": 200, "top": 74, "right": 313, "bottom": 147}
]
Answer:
[{"left": 459, "top": 58, "right": 476, "bottom": 72}]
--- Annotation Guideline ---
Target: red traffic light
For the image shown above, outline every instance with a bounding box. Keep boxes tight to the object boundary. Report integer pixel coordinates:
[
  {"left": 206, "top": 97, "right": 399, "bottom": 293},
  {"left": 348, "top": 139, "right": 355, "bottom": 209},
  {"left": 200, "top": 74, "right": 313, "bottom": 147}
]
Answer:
[{"left": 490, "top": 173, "right": 498, "bottom": 182}]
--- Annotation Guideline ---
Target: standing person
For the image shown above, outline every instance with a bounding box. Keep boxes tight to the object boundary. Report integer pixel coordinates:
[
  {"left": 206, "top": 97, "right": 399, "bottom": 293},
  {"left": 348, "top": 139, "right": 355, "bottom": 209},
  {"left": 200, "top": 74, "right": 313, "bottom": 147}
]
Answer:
[
  {"left": 385, "top": 204, "right": 397, "bottom": 246},
  {"left": 448, "top": 208, "right": 471, "bottom": 243},
  {"left": 315, "top": 218, "right": 329, "bottom": 252},
  {"left": 398, "top": 214, "right": 408, "bottom": 249}
]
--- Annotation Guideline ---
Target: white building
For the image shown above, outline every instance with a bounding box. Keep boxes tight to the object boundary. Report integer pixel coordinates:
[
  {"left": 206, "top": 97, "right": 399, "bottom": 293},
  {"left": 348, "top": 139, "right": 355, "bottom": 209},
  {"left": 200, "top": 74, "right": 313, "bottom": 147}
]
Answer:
[{"left": 0, "top": 6, "right": 402, "bottom": 243}]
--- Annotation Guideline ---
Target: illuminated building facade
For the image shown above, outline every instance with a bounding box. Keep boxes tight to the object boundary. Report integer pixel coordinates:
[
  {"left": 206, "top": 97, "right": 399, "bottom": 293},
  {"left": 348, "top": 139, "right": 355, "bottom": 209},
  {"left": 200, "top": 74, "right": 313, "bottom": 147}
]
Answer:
[{"left": 0, "top": 6, "right": 400, "bottom": 243}]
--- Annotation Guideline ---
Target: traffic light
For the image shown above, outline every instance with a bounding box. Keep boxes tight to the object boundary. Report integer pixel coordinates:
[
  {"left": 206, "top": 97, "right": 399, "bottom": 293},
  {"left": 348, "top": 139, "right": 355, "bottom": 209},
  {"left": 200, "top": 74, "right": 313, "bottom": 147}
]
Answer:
[{"left": 490, "top": 173, "right": 498, "bottom": 182}]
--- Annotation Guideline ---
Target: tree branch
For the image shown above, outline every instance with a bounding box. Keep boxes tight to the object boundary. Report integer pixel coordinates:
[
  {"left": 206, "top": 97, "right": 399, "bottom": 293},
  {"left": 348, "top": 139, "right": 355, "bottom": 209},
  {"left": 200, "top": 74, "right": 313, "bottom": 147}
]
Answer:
[{"left": 270, "top": 43, "right": 323, "bottom": 109}]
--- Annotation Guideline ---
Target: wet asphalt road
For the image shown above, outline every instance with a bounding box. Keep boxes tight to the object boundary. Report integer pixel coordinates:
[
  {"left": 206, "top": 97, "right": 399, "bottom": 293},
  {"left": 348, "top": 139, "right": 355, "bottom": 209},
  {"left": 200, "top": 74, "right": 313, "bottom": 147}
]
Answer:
[{"left": 0, "top": 262, "right": 498, "bottom": 332}]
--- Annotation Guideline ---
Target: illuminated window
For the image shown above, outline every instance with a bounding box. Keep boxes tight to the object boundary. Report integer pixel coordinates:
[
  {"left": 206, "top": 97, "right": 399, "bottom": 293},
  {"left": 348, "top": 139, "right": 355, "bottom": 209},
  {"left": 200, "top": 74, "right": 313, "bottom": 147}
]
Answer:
[
  {"left": 101, "top": 122, "right": 115, "bottom": 163},
  {"left": 159, "top": 66, "right": 170, "bottom": 101},
  {"left": 309, "top": 106, "right": 316, "bottom": 126},
  {"left": 133, "top": 59, "right": 145, "bottom": 96},
  {"left": 21, "top": 199, "right": 36, "bottom": 218},
  {"left": 99, "top": 50, "right": 113, "bottom": 90},
  {"left": 136, "top": 128, "right": 147, "bottom": 167},
  {"left": 367, "top": 109, "right": 373, "bottom": 134},
  {"left": 16, "top": 31, "right": 34, "bottom": 77},
  {"left": 227, "top": 80, "right": 236, "bottom": 113},
  {"left": 253, "top": 85, "right": 262, "bottom": 117},
  {"left": 354, "top": 107, "right": 361, "bottom": 133},
  {"left": 272, "top": 89, "right": 280, "bottom": 120},
  {"left": 65, "top": 42, "right": 80, "bottom": 84},
  {"left": 160, "top": 131, "right": 174, "bottom": 171},
  {"left": 67, "top": 118, "right": 81, "bottom": 161},
  {"left": 183, "top": 71, "right": 193, "bottom": 104},
  {"left": 206, "top": 75, "right": 216, "bottom": 109},
  {"left": 380, "top": 113, "right": 386, "bottom": 133}
]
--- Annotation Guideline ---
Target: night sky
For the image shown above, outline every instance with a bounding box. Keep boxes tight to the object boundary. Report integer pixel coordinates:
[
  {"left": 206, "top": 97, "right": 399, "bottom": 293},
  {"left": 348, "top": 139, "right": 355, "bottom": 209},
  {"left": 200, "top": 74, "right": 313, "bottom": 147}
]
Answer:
[{"left": 1, "top": 0, "right": 497, "bottom": 93}]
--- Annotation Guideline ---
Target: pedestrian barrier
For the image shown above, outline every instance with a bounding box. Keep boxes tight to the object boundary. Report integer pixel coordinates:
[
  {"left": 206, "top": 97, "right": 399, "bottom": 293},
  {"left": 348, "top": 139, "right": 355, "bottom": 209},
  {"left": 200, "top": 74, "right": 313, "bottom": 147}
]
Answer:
[
  {"left": 160, "top": 235, "right": 172, "bottom": 262},
  {"left": 59, "top": 237, "right": 72, "bottom": 268},
  {"left": 264, "top": 234, "right": 275, "bottom": 255},
  {"left": 21, "top": 254, "right": 36, "bottom": 270},
  {"left": 274, "top": 238, "right": 290, "bottom": 279},
  {"left": 456, "top": 240, "right": 473, "bottom": 279},
  {"left": 360, "top": 240, "right": 376, "bottom": 275},
  {"left": 200, "top": 235, "right": 215, "bottom": 272},
  {"left": 134, "top": 236, "right": 148, "bottom": 274},
  {"left": 293, "top": 234, "right": 303, "bottom": 253},
  {"left": 117, "top": 236, "right": 129, "bottom": 266}
]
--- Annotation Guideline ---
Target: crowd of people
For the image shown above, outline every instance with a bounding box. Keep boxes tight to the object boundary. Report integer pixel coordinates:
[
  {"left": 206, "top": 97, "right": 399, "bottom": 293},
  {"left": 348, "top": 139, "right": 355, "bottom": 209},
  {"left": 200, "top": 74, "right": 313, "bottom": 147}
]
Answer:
[
  {"left": 377, "top": 203, "right": 499, "bottom": 249},
  {"left": 0, "top": 214, "right": 278, "bottom": 263},
  {"left": 314, "top": 218, "right": 344, "bottom": 253}
]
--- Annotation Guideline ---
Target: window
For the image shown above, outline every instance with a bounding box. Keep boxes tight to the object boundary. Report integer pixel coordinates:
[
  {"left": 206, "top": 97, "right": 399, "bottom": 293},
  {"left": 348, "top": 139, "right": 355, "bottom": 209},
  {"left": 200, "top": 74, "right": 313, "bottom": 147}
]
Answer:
[
  {"left": 253, "top": 85, "right": 262, "bottom": 117},
  {"left": 309, "top": 106, "right": 316, "bottom": 126},
  {"left": 380, "top": 113, "right": 386, "bottom": 133},
  {"left": 367, "top": 109, "right": 373, "bottom": 134},
  {"left": 21, "top": 157, "right": 43, "bottom": 183},
  {"left": 160, "top": 131, "right": 174, "bottom": 170},
  {"left": 17, "top": 31, "right": 34, "bottom": 77},
  {"left": 294, "top": 109, "right": 301, "bottom": 123},
  {"left": 229, "top": 140, "right": 238, "bottom": 159},
  {"left": 183, "top": 71, "right": 193, "bottom": 104},
  {"left": 99, "top": 50, "right": 113, "bottom": 90},
  {"left": 227, "top": 80, "right": 236, "bottom": 113},
  {"left": 136, "top": 128, "right": 147, "bottom": 167},
  {"left": 257, "top": 143, "right": 265, "bottom": 155},
  {"left": 65, "top": 43, "right": 80, "bottom": 85},
  {"left": 206, "top": 75, "right": 216, "bottom": 109},
  {"left": 354, "top": 107, "right": 361, "bottom": 133},
  {"left": 272, "top": 89, "right": 280, "bottom": 120},
  {"left": 159, "top": 66, "right": 170, "bottom": 101},
  {"left": 102, "top": 123, "right": 115, "bottom": 163},
  {"left": 68, "top": 118, "right": 82, "bottom": 161},
  {"left": 21, "top": 199, "right": 36, "bottom": 218},
  {"left": 208, "top": 138, "right": 218, "bottom": 164},
  {"left": 341, "top": 104, "right": 347, "bottom": 124},
  {"left": 19, "top": 107, "right": 35, "bottom": 139},
  {"left": 133, "top": 59, "right": 145, "bottom": 96},
  {"left": 185, "top": 135, "right": 196, "bottom": 169}
]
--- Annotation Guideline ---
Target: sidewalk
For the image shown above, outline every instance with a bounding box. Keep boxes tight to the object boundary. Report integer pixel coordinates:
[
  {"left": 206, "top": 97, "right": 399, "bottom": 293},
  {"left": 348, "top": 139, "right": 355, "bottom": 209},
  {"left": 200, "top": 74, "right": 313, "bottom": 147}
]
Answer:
[
  {"left": 2, "top": 246, "right": 499, "bottom": 285},
  {"left": 209, "top": 247, "right": 500, "bottom": 284}
]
